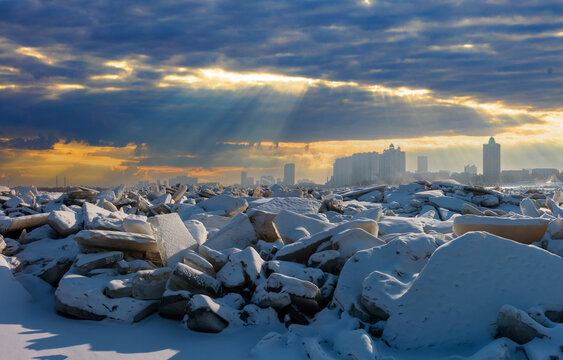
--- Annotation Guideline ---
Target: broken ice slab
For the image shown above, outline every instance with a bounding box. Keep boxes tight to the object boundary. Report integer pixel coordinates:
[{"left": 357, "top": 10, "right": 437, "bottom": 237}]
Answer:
[
  {"left": 453, "top": 215, "right": 549, "bottom": 244},
  {"left": 67, "top": 187, "right": 99, "bottom": 201},
  {"left": 48, "top": 210, "right": 82, "bottom": 236},
  {"left": 75, "top": 229, "right": 158, "bottom": 252},
  {"left": 150, "top": 213, "right": 197, "bottom": 267},
  {"left": 0, "top": 213, "right": 50, "bottom": 235},
  {"left": 74, "top": 251, "right": 124, "bottom": 274},
  {"left": 55, "top": 273, "right": 158, "bottom": 322}
]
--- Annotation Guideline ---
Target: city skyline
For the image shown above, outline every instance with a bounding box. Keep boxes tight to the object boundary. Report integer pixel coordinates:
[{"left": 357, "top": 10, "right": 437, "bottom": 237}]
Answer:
[
  {"left": 4, "top": 137, "right": 563, "bottom": 187},
  {"left": 0, "top": 1, "right": 562, "bottom": 186}
]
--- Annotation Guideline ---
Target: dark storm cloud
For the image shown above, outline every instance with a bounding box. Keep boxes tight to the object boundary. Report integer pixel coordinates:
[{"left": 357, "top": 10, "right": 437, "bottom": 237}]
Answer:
[
  {"left": 0, "top": 0, "right": 561, "bottom": 157},
  {"left": 0, "top": 134, "right": 59, "bottom": 150}
]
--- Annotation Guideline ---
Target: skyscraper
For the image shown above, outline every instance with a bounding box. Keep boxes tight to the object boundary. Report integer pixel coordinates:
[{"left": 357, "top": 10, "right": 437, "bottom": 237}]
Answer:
[
  {"left": 283, "top": 163, "right": 295, "bottom": 186},
  {"left": 241, "top": 171, "right": 248, "bottom": 186},
  {"left": 352, "top": 152, "right": 379, "bottom": 185},
  {"left": 380, "top": 144, "right": 406, "bottom": 180},
  {"left": 417, "top": 156, "right": 428, "bottom": 173},
  {"left": 333, "top": 156, "right": 353, "bottom": 186},
  {"left": 483, "top": 136, "right": 501, "bottom": 183}
]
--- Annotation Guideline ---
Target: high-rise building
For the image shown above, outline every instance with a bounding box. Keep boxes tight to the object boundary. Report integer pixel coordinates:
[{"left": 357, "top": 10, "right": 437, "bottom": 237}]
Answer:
[
  {"left": 241, "top": 171, "right": 248, "bottom": 186},
  {"left": 417, "top": 156, "right": 428, "bottom": 173},
  {"left": 380, "top": 144, "right": 406, "bottom": 180},
  {"left": 483, "top": 136, "right": 501, "bottom": 183},
  {"left": 332, "top": 146, "right": 406, "bottom": 186},
  {"left": 464, "top": 164, "right": 477, "bottom": 175},
  {"left": 283, "top": 163, "right": 295, "bottom": 186},
  {"left": 333, "top": 156, "right": 354, "bottom": 186},
  {"left": 352, "top": 152, "right": 380, "bottom": 185}
]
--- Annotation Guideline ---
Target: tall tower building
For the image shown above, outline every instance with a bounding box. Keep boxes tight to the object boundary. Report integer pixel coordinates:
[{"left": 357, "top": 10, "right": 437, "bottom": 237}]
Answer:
[
  {"left": 380, "top": 144, "right": 406, "bottom": 180},
  {"left": 241, "top": 171, "right": 248, "bottom": 186},
  {"left": 483, "top": 136, "right": 501, "bottom": 184},
  {"left": 283, "top": 163, "right": 295, "bottom": 186},
  {"left": 417, "top": 156, "right": 428, "bottom": 173}
]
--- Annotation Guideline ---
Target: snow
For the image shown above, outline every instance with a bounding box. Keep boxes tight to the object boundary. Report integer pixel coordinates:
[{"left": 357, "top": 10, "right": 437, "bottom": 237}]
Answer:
[
  {"left": 383, "top": 232, "right": 563, "bottom": 349},
  {"left": 83, "top": 202, "right": 123, "bottom": 231},
  {"left": 183, "top": 219, "right": 208, "bottom": 245},
  {"left": 55, "top": 272, "right": 159, "bottom": 322},
  {"left": 0, "top": 257, "right": 290, "bottom": 359},
  {"left": 249, "top": 197, "right": 321, "bottom": 214},
  {"left": 273, "top": 210, "right": 333, "bottom": 243},
  {"left": 333, "top": 233, "right": 438, "bottom": 322},
  {"left": 330, "top": 228, "right": 385, "bottom": 259},
  {"left": 2, "top": 182, "right": 563, "bottom": 359},
  {"left": 198, "top": 194, "right": 248, "bottom": 217},
  {"left": 428, "top": 195, "right": 470, "bottom": 212},
  {"left": 204, "top": 213, "right": 258, "bottom": 251},
  {"left": 48, "top": 210, "right": 82, "bottom": 236},
  {"left": 377, "top": 216, "right": 424, "bottom": 236},
  {"left": 265, "top": 273, "right": 319, "bottom": 299}
]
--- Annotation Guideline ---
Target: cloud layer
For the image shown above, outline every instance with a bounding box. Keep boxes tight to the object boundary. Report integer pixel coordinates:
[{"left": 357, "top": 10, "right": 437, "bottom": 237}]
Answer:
[{"left": 0, "top": 0, "right": 561, "bottom": 185}]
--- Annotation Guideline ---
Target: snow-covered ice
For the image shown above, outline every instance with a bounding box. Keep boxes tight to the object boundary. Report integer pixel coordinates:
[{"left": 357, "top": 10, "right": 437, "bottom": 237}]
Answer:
[{"left": 1, "top": 181, "right": 562, "bottom": 359}]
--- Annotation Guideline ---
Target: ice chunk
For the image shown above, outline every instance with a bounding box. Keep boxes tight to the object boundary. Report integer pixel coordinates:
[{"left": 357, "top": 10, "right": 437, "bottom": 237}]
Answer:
[
  {"left": 204, "top": 213, "right": 258, "bottom": 251},
  {"left": 274, "top": 210, "right": 333, "bottom": 243},
  {"left": 74, "top": 251, "right": 123, "bottom": 273},
  {"left": 383, "top": 232, "right": 563, "bottom": 348},
  {"left": 377, "top": 216, "right": 423, "bottom": 236},
  {"left": 167, "top": 262, "right": 222, "bottom": 297},
  {"left": 48, "top": 210, "right": 82, "bottom": 236},
  {"left": 248, "top": 210, "right": 281, "bottom": 242},
  {"left": 520, "top": 197, "right": 541, "bottom": 217},
  {"left": 183, "top": 219, "right": 208, "bottom": 245},
  {"left": 131, "top": 268, "right": 172, "bottom": 300},
  {"left": 331, "top": 228, "right": 385, "bottom": 260},
  {"left": 122, "top": 216, "right": 153, "bottom": 235},
  {"left": 55, "top": 273, "right": 158, "bottom": 322},
  {"left": 150, "top": 213, "right": 197, "bottom": 267},
  {"left": 198, "top": 194, "right": 248, "bottom": 217},
  {"left": 75, "top": 229, "right": 158, "bottom": 252},
  {"left": 0, "top": 213, "right": 50, "bottom": 234},
  {"left": 453, "top": 215, "right": 549, "bottom": 244}
]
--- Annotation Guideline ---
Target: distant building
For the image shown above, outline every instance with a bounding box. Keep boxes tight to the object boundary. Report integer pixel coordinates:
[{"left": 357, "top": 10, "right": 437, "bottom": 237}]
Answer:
[
  {"left": 169, "top": 175, "right": 198, "bottom": 186},
  {"left": 464, "top": 164, "right": 477, "bottom": 175},
  {"left": 283, "top": 163, "right": 295, "bottom": 186},
  {"left": 352, "top": 152, "right": 380, "bottom": 185},
  {"left": 331, "top": 145, "right": 405, "bottom": 186},
  {"left": 417, "top": 156, "right": 428, "bottom": 173},
  {"left": 246, "top": 177, "right": 254, "bottom": 186},
  {"left": 333, "top": 156, "right": 354, "bottom": 187},
  {"left": 241, "top": 171, "right": 248, "bottom": 187},
  {"left": 502, "top": 169, "right": 530, "bottom": 183},
  {"left": 380, "top": 144, "right": 406, "bottom": 180},
  {"left": 531, "top": 168, "right": 559, "bottom": 181},
  {"left": 483, "top": 137, "right": 500, "bottom": 183}
]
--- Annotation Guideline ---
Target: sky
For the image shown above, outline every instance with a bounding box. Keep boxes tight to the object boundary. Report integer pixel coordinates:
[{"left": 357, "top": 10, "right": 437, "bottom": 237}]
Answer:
[{"left": 0, "top": 0, "right": 561, "bottom": 186}]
